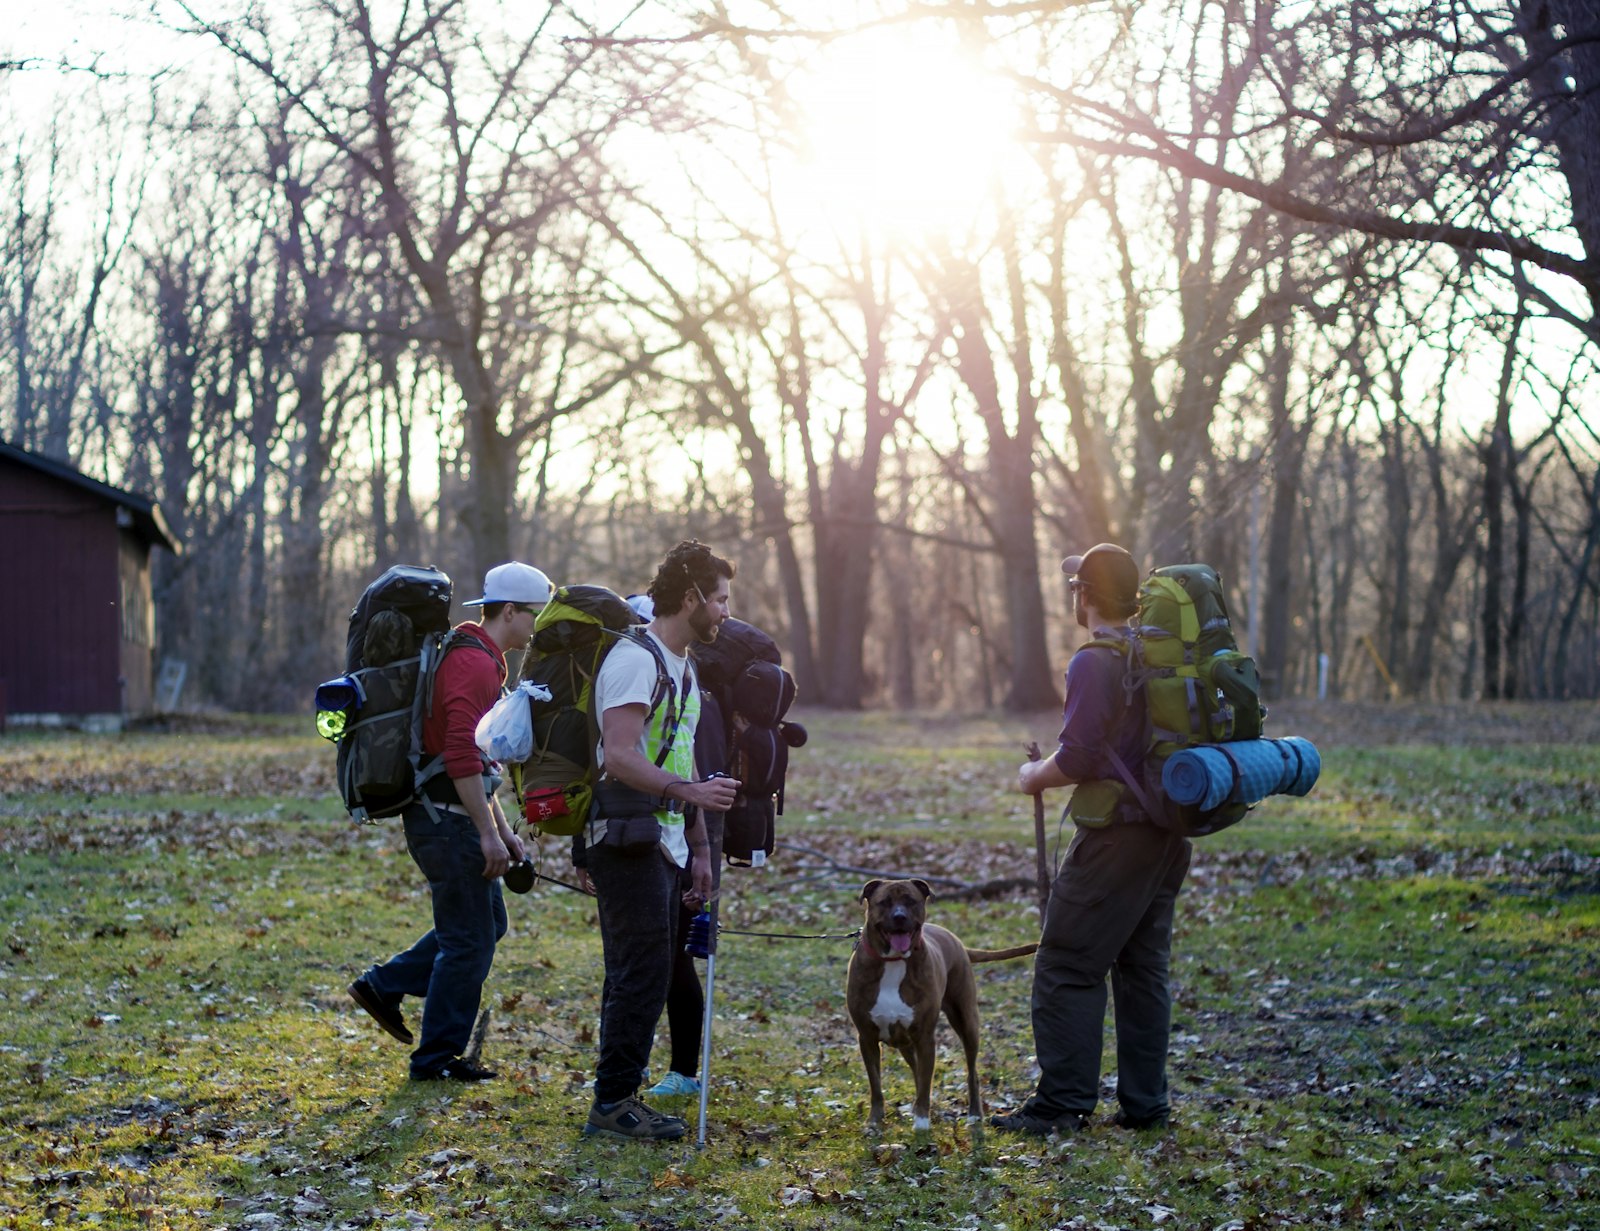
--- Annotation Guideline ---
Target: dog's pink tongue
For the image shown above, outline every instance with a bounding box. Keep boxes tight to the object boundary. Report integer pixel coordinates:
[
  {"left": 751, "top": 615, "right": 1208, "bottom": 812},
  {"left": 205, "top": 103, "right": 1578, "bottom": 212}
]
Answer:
[{"left": 889, "top": 932, "right": 913, "bottom": 954}]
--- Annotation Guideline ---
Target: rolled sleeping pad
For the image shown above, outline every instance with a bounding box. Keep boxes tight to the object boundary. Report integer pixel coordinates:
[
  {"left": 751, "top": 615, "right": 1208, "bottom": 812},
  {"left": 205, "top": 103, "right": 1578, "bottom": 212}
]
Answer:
[{"left": 1161, "top": 736, "right": 1322, "bottom": 812}]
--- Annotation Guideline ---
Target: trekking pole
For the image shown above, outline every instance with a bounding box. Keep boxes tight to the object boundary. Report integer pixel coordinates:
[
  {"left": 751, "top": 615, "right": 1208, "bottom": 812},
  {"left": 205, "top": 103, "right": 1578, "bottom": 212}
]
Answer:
[
  {"left": 692, "top": 898, "right": 718, "bottom": 1149},
  {"left": 1025, "top": 741, "right": 1049, "bottom": 922}
]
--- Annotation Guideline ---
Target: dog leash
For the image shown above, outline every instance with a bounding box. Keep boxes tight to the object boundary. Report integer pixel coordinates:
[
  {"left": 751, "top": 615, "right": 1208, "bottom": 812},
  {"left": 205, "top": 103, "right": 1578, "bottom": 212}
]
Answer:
[
  {"left": 718, "top": 926, "right": 861, "bottom": 943},
  {"left": 512, "top": 860, "right": 853, "bottom": 941},
  {"left": 513, "top": 843, "right": 910, "bottom": 947},
  {"left": 527, "top": 868, "right": 588, "bottom": 894},
  {"left": 514, "top": 861, "right": 877, "bottom": 945}
]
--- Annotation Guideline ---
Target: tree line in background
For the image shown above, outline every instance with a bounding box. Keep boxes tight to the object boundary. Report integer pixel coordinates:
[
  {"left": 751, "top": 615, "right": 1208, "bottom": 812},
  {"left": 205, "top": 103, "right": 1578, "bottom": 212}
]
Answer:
[{"left": 4, "top": 0, "right": 1599, "bottom": 712}]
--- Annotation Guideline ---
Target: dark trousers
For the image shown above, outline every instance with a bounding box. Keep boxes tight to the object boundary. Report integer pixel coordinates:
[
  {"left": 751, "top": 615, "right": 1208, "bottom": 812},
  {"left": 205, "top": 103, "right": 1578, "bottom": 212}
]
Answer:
[
  {"left": 365, "top": 805, "right": 508, "bottom": 1076},
  {"left": 662, "top": 811, "right": 722, "bottom": 1077},
  {"left": 664, "top": 899, "right": 704, "bottom": 1077},
  {"left": 1028, "top": 822, "right": 1191, "bottom": 1121},
  {"left": 589, "top": 840, "right": 680, "bottom": 1105}
]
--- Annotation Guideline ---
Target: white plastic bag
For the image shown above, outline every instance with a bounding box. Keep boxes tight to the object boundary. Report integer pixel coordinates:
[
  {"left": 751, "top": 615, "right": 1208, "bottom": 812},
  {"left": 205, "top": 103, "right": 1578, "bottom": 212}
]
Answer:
[{"left": 474, "top": 680, "right": 551, "bottom": 763}]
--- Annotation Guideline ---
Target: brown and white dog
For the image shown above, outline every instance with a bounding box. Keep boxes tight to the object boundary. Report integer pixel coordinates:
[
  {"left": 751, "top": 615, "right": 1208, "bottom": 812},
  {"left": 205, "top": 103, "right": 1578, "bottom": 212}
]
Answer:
[{"left": 846, "top": 878, "right": 1038, "bottom": 1132}]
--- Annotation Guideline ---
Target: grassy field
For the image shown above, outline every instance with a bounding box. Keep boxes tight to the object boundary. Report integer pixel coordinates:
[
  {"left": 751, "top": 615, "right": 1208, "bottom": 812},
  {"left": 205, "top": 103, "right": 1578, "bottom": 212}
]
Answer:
[{"left": 1, "top": 704, "right": 1597, "bottom": 1229}]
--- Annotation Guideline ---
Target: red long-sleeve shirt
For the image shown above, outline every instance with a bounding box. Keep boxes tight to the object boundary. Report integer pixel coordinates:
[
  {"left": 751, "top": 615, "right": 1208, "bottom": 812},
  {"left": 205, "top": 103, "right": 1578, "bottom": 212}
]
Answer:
[{"left": 421, "top": 622, "right": 506, "bottom": 786}]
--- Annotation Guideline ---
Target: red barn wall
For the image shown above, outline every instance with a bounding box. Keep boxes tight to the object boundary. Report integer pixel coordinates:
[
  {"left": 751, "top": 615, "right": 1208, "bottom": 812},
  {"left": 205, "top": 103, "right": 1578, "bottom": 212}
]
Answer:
[{"left": 0, "top": 459, "right": 125, "bottom": 715}]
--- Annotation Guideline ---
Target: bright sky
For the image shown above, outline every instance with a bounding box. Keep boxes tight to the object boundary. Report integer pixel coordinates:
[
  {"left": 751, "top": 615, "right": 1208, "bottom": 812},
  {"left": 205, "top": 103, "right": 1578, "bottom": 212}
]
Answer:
[
  {"left": 778, "top": 22, "right": 1026, "bottom": 243},
  {"left": 7, "top": 2, "right": 187, "bottom": 84},
  {"left": 6, "top": 1, "right": 1590, "bottom": 458}
]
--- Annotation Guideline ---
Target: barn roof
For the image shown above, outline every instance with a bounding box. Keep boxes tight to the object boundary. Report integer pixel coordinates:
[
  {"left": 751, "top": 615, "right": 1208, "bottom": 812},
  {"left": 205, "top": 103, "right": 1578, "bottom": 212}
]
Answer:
[{"left": 0, "top": 440, "right": 182, "bottom": 556}]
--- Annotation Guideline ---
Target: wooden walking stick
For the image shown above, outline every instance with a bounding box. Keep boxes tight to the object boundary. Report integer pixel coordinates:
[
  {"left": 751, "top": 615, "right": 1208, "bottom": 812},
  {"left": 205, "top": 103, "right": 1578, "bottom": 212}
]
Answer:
[{"left": 1025, "top": 741, "right": 1049, "bottom": 921}]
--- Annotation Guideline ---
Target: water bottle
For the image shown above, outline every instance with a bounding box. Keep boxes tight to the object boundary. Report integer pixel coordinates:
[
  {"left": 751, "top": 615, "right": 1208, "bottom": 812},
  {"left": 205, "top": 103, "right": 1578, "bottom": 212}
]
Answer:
[
  {"left": 315, "top": 708, "right": 348, "bottom": 740},
  {"left": 685, "top": 910, "right": 714, "bottom": 958},
  {"left": 313, "top": 675, "right": 361, "bottom": 741}
]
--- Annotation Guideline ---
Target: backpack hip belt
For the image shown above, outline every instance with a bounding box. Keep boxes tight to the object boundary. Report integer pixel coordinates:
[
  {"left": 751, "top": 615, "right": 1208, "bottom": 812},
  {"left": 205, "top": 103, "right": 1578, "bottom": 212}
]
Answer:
[{"left": 593, "top": 780, "right": 686, "bottom": 817}]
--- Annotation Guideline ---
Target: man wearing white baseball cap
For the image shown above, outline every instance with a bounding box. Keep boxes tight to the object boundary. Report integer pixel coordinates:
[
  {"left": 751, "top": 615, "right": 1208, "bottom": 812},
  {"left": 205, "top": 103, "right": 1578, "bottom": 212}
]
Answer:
[
  {"left": 461, "top": 561, "right": 554, "bottom": 610},
  {"left": 350, "top": 560, "right": 551, "bottom": 1082}
]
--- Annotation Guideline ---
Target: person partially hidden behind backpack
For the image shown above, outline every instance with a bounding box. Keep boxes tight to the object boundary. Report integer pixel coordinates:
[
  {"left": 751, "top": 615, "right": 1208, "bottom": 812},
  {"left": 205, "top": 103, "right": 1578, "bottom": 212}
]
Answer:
[
  {"left": 991, "top": 543, "right": 1191, "bottom": 1136},
  {"left": 581, "top": 541, "right": 740, "bottom": 1140},
  {"left": 349, "top": 561, "right": 551, "bottom": 1081}
]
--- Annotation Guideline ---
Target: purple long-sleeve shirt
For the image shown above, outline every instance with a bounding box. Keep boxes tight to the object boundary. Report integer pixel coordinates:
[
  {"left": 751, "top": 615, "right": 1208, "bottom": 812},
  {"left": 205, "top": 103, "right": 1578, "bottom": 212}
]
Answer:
[{"left": 1053, "top": 634, "right": 1147, "bottom": 784}]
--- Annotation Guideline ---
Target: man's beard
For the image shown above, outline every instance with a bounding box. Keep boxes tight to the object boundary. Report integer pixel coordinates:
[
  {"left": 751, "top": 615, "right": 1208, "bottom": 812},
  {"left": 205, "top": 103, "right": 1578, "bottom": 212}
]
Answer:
[{"left": 690, "top": 602, "right": 720, "bottom": 644}]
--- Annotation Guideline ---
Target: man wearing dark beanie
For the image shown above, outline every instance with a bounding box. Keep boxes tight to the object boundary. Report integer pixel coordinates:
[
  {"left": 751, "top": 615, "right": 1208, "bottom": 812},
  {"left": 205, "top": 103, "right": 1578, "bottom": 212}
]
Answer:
[{"left": 992, "top": 543, "right": 1191, "bottom": 1137}]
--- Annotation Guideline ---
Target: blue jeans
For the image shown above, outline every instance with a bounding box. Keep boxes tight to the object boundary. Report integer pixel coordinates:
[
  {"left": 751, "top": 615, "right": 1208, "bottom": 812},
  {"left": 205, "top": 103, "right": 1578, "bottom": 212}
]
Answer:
[{"left": 363, "top": 805, "right": 508, "bottom": 1076}]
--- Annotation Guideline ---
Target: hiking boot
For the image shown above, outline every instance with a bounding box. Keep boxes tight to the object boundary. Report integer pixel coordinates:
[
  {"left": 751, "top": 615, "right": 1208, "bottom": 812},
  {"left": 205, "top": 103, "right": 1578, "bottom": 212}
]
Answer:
[
  {"left": 412, "top": 1058, "right": 498, "bottom": 1082},
  {"left": 1112, "top": 1109, "right": 1169, "bottom": 1130},
  {"left": 645, "top": 1071, "right": 702, "bottom": 1098},
  {"left": 583, "top": 1096, "right": 687, "bottom": 1141},
  {"left": 349, "top": 977, "right": 413, "bottom": 1044},
  {"left": 988, "top": 1106, "right": 1088, "bottom": 1137}
]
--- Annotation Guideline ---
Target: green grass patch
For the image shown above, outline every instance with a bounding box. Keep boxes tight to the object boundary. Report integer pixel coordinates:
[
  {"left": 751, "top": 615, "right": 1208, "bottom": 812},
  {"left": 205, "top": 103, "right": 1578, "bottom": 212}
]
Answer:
[{"left": 2, "top": 709, "right": 1597, "bottom": 1228}]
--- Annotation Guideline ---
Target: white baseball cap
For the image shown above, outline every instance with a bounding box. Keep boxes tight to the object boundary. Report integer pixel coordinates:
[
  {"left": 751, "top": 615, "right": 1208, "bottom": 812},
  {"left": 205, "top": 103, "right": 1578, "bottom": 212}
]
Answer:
[
  {"left": 462, "top": 562, "right": 553, "bottom": 607},
  {"left": 626, "top": 593, "right": 655, "bottom": 620}
]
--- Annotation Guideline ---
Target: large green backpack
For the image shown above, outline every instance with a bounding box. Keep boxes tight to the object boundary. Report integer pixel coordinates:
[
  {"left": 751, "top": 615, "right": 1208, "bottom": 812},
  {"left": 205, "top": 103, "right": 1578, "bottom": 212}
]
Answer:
[
  {"left": 1075, "top": 563, "right": 1265, "bottom": 837},
  {"left": 515, "top": 585, "right": 679, "bottom": 837}
]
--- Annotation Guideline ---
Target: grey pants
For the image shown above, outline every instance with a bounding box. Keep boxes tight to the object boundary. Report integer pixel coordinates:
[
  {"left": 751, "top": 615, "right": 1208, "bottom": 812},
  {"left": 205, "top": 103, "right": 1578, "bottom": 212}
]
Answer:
[
  {"left": 1028, "top": 822, "right": 1192, "bottom": 1121},
  {"left": 588, "top": 838, "right": 681, "bottom": 1105}
]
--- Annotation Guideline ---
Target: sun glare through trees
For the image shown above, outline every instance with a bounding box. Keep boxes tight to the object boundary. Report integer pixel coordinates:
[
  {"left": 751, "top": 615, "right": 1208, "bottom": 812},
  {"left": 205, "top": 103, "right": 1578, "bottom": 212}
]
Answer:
[{"left": 783, "top": 26, "right": 1022, "bottom": 242}]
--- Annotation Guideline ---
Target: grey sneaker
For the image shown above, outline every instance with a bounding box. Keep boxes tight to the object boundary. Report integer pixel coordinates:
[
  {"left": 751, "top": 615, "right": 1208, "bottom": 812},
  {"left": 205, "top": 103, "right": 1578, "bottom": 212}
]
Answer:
[{"left": 583, "top": 1096, "right": 687, "bottom": 1141}]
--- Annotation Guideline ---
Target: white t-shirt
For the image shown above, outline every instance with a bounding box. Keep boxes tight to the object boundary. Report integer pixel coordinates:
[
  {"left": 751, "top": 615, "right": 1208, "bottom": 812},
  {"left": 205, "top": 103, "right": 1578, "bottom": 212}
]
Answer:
[{"left": 589, "top": 629, "right": 699, "bottom": 867}]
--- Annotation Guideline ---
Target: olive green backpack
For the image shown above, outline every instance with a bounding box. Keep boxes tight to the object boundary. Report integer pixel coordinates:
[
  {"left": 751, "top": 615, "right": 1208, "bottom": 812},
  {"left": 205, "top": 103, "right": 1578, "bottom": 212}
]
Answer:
[{"left": 1072, "top": 563, "right": 1265, "bottom": 837}]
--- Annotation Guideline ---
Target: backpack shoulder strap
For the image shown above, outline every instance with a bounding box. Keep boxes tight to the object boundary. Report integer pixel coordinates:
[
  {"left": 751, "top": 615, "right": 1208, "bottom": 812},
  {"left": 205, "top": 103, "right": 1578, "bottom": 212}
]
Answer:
[
  {"left": 591, "top": 628, "right": 689, "bottom": 769},
  {"left": 420, "top": 628, "right": 494, "bottom": 717},
  {"left": 1075, "top": 634, "right": 1137, "bottom": 696},
  {"left": 619, "top": 628, "right": 693, "bottom": 768},
  {"left": 413, "top": 630, "right": 499, "bottom": 819},
  {"left": 1080, "top": 633, "right": 1174, "bottom": 829},
  {"left": 612, "top": 628, "right": 675, "bottom": 719}
]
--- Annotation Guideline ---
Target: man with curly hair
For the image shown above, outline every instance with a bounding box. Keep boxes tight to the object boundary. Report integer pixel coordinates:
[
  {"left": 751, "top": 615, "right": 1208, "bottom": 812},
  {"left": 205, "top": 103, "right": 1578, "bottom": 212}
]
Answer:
[{"left": 581, "top": 540, "right": 741, "bottom": 1141}]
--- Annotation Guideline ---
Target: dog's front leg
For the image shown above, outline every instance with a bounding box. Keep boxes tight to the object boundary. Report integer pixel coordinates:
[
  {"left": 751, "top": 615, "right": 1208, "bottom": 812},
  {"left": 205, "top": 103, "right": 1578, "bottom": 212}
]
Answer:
[
  {"left": 858, "top": 1029, "right": 886, "bottom": 1132},
  {"left": 910, "top": 1029, "right": 937, "bottom": 1133},
  {"left": 946, "top": 990, "right": 984, "bottom": 1121}
]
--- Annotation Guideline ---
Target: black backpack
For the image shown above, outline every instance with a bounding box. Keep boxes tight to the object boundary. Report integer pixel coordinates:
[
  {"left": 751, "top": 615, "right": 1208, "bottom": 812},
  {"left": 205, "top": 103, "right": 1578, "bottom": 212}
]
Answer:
[
  {"left": 692, "top": 617, "right": 802, "bottom": 866},
  {"left": 314, "top": 565, "right": 490, "bottom": 823}
]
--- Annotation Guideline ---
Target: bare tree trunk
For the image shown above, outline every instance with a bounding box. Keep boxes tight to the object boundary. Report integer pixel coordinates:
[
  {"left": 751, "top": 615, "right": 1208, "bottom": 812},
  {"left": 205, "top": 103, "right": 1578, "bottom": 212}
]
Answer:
[
  {"left": 1260, "top": 316, "right": 1306, "bottom": 700},
  {"left": 814, "top": 455, "right": 883, "bottom": 709},
  {"left": 1328, "top": 425, "right": 1364, "bottom": 699},
  {"left": 1505, "top": 444, "right": 1537, "bottom": 698},
  {"left": 1552, "top": 434, "right": 1600, "bottom": 696},
  {"left": 884, "top": 460, "right": 917, "bottom": 711},
  {"left": 933, "top": 235, "right": 1058, "bottom": 712},
  {"left": 1376, "top": 413, "right": 1412, "bottom": 695},
  {"left": 1481, "top": 443, "right": 1504, "bottom": 700}
]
